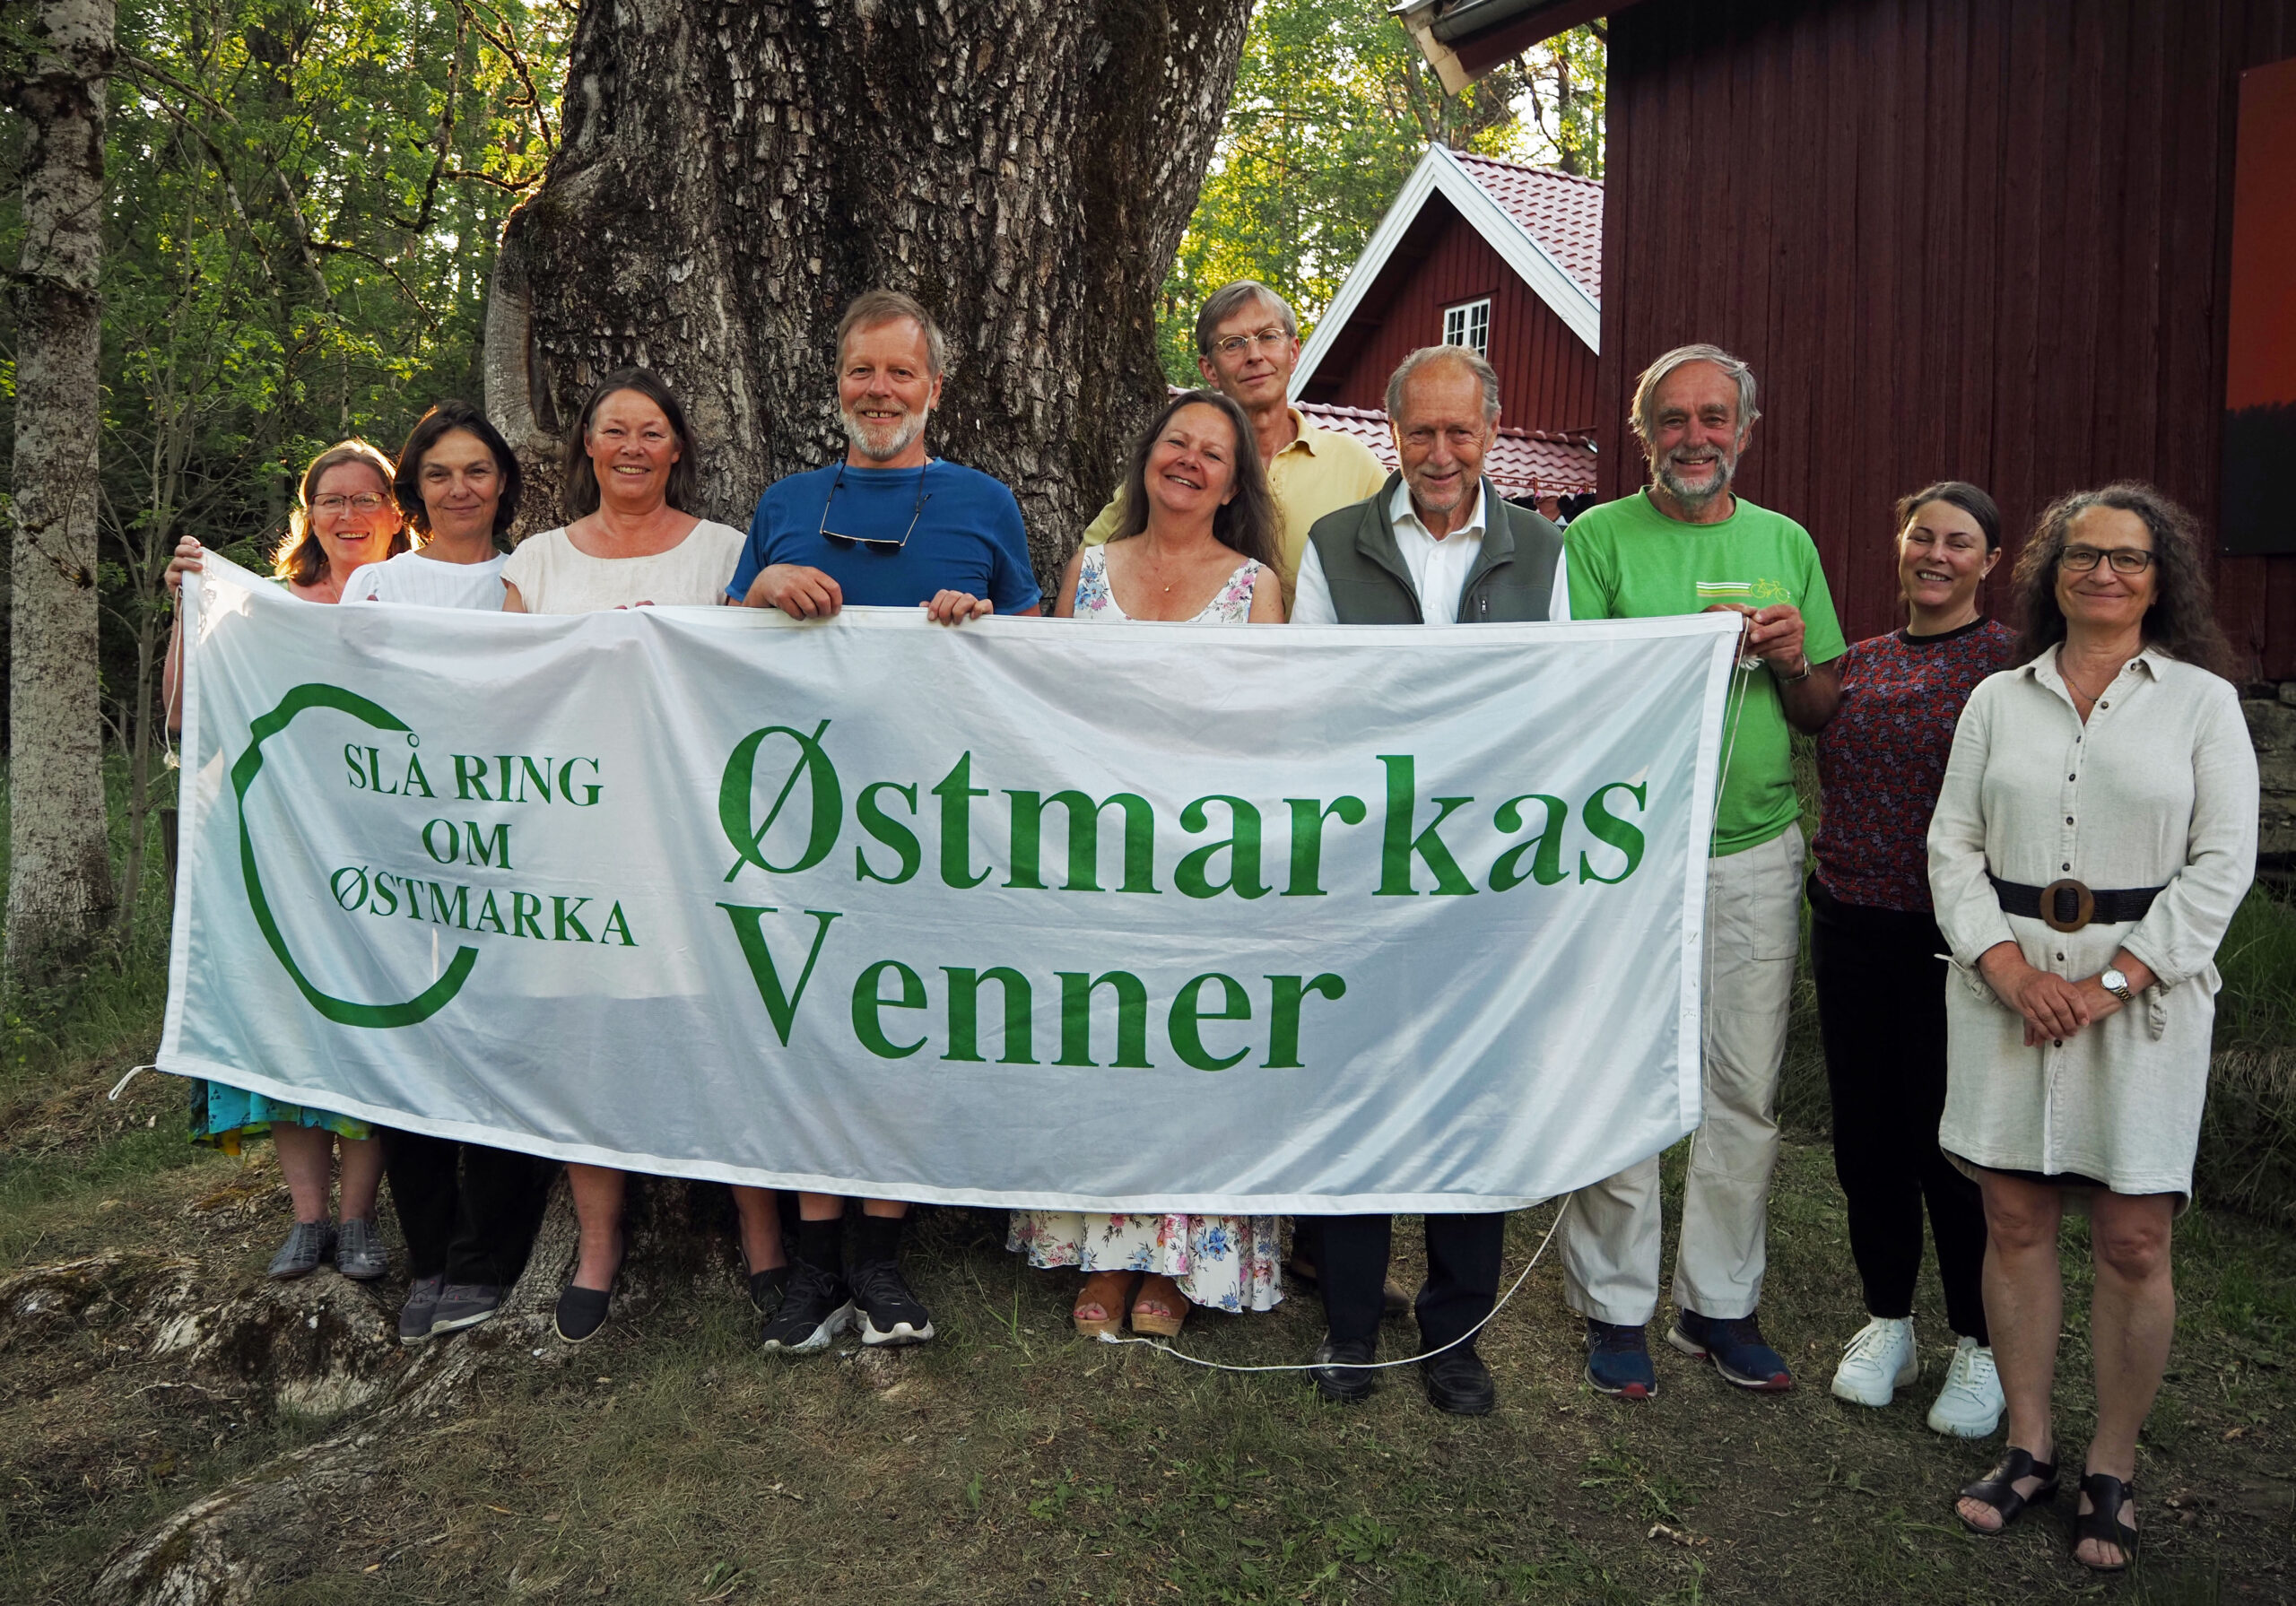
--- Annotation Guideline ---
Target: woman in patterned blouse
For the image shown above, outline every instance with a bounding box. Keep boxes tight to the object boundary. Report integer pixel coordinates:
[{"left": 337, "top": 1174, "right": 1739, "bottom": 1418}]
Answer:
[{"left": 1810, "top": 482, "right": 2016, "bottom": 1435}]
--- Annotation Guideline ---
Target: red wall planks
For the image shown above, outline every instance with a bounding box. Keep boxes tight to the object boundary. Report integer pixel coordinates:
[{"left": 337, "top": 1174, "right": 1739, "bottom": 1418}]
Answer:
[
  {"left": 1598, "top": 0, "right": 2296, "bottom": 675},
  {"left": 1301, "top": 197, "right": 1600, "bottom": 435}
]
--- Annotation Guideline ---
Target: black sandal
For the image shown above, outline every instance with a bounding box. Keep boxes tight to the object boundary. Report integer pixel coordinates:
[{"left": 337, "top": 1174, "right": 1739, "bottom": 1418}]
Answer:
[
  {"left": 1956, "top": 1446, "right": 2060, "bottom": 1534},
  {"left": 2072, "top": 1472, "right": 2138, "bottom": 1574}
]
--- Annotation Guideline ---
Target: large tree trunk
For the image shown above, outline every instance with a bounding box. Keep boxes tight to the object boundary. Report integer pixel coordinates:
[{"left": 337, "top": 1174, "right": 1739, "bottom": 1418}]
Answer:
[
  {"left": 5, "top": 0, "right": 117, "bottom": 982},
  {"left": 484, "top": 0, "right": 1254, "bottom": 586}
]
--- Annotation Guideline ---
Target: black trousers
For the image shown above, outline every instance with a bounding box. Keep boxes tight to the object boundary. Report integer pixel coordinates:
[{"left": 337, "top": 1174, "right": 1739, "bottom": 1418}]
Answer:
[
  {"left": 1808, "top": 885, "right": 1989, "bottom": 1342},
  {"left": 382, "top": 1130, "right": 551, "bottom": 1288},
  {"left": 1317, "top": 1211, "right": 1504, "bottom": 1350}
]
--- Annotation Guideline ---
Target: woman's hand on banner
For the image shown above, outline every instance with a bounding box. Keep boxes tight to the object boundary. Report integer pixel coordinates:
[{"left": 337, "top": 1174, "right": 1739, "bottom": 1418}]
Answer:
[
  {"left": 924, "top": 590, "right": 992, "bottom": 625},
  {"left": 165, "top": 535, "right": 205, "bottom": 596}
]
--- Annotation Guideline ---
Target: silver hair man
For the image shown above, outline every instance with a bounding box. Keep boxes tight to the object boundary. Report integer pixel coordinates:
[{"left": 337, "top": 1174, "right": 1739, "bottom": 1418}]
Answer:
[{"left": 1629, "top": 343, "right": 1759, "bottom": 516}]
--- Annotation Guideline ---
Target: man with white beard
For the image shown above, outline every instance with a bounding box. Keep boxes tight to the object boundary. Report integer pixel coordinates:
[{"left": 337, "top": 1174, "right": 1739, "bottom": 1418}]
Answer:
[
  {"left": 730, "top": 289, "right": 1039, "bottom": 1359},
  {"left": 733, "top": 287, "right": 1040, "bottom": 627},
  {"left": 1560, "top": 343, "right": 1845, "bottom": 1402}
]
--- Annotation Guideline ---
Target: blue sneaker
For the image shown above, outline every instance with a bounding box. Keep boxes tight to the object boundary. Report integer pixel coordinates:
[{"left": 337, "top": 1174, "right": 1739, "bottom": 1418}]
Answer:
[
  {"left": 1584, "top": 1319, "right": 1657, "bottom": 1401},
  {"left": 1669, "top": 1308, "right": 1793, "bottom": 1392}
]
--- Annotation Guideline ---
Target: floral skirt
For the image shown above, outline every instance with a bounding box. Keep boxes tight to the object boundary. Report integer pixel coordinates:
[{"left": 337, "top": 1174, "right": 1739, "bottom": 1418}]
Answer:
[
  {"left": 189, "top": 1080, "right": 373, "bottom": 1156},
  {"left": 1006, "top": 1211, "right": 1282, "bottom": 1313}
]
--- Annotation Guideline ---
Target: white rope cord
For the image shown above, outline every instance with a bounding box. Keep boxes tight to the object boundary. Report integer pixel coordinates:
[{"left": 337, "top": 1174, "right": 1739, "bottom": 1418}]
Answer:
[
  {"left": 108, "top": 1064, "right": 157, "bottom": 1101},
  {"left": 1092, "top": 1196, "right": 1570, "bottom": 1373}
]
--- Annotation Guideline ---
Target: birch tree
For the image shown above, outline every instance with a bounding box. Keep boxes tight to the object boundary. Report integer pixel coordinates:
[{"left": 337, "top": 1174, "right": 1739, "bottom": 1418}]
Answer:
[{"left": 5, "top": 0, "right": 117, "bottom": 982}]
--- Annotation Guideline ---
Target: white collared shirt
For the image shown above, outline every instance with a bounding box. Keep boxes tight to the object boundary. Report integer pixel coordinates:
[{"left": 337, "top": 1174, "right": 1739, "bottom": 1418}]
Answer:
[{"left": 1288, "top": 480, "right": 1570, "bottom": 624}]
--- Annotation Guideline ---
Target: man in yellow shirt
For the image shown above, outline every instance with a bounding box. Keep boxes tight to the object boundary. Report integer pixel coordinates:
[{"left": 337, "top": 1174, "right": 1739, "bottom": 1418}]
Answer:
[{"left": 1079, "top": 280, "right": 1387, "bottom": 612}]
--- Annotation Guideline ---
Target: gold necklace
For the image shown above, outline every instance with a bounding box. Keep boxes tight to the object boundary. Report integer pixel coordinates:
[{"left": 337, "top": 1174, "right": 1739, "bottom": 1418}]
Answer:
[{"left": 2057, "top": 650, "right": 2110, "bottom": 705}]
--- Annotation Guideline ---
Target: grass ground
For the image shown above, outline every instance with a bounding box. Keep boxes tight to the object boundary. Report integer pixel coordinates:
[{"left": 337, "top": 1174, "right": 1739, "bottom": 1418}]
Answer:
[{"left": 2, "top": 771, "right": 2293, "bottom": 1602}]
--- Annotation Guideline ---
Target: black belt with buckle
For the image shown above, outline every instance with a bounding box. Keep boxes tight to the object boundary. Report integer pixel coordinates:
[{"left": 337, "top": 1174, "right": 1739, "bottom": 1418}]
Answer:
[{"left": 1989, "top": 874, "right": 2163, "bottom": 933}]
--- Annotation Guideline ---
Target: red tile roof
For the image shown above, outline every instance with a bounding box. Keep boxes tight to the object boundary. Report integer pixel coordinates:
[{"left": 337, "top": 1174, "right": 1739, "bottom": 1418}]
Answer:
[
  {"left": 1449, "top": 151, "right": 1604, "bottom": 303},
  {"left": 1298, "top": 401, "right": 1598, "bottom": 498}
]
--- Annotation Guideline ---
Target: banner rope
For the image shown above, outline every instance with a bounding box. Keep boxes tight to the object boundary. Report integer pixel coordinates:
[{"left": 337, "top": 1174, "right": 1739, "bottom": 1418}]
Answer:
[
  {"left": 108, "top": 1064, "right": 156, "bottom": 1101},
  {"left": 1092, "top": 1196, "right": 1570, "bottom": 1373}
]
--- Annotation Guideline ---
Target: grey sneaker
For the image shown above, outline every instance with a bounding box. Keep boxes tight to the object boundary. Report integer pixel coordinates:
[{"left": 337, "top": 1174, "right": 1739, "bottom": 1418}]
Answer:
[
  {"left": 334, "top": 1217, "right": 388, "bottom": 1281},
  {"left": 398, "top": 1273, "right": 445, "bottom": 1341},
  {"left": 429, "top": 1282, "right": 502, "bottom": 1335},
  {"left": 266, "top": 1219, "right": 335, "bottom": 1280}
]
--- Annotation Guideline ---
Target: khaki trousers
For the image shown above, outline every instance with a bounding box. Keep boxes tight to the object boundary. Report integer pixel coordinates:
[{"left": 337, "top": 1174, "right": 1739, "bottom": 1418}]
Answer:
[{"left": 1561, "top": 823, "right": 1802, "bottom": 1326}]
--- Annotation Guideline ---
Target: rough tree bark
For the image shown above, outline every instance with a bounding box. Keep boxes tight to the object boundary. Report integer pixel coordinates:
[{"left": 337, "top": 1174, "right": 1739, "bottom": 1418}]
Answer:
[
  {"left": 484, "top": 0, "right": 1255, "bottom": 587},
  {"left": 4, "top": 0, "right": 117, "bottom": 981}
]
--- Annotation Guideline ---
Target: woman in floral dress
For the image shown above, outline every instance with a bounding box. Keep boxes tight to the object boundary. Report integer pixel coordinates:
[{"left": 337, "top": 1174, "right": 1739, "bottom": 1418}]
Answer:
[{"left": 1011, "top": 389, "right": 1284, "bottom": 1337}]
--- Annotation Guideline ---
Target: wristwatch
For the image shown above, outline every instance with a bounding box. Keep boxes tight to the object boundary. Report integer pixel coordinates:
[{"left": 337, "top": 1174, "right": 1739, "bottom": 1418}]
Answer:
[
  {"left": 2100, "top": 967, "right": 2134, "bottom": 1003},
  {"left": 1775, "top": 655, "right": 1813, "bottom": 684}
]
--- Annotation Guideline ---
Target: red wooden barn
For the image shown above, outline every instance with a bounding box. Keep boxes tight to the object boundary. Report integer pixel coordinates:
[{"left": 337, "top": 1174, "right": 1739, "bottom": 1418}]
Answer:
[
  {"left": 1398, "top": 0, "right": 2296, "bottom": 687},
  {"left": 1291, "top": 144, "right": 1604, "bottom": 497}
]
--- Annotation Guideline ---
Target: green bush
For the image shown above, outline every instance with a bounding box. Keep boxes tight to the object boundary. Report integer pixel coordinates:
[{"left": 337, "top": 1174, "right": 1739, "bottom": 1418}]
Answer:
[{"left": 2197, "top": 1047, "right": 2296, "bottom": 1228}]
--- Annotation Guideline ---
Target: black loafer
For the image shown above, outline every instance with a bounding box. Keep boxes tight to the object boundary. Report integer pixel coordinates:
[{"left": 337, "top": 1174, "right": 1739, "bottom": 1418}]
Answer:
[
  {"left": 1420, "top": 1345, "right": 1496, "bottom": 1416},
  {"left": 1309, "top": 1336, "right": 1378, "bottom": 1404},
  {"left": 552, "top": 1285, "right": 612, "bottom": 1344}
]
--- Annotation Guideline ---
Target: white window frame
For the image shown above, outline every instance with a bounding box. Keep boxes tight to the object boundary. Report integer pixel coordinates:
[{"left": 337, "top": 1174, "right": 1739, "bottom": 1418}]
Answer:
[{"left": 1442, "top": 297, "right": 1491, "bottom": 357}]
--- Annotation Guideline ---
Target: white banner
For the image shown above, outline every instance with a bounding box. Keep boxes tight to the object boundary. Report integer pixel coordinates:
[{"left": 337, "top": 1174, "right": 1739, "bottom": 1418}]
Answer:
[{"left": 161, "top": 556, "right": 1740, "bottom": 1211}]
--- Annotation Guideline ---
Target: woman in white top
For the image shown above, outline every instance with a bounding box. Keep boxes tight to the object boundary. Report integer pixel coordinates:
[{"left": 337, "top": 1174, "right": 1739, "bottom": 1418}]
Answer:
[
  {"left": 497, "top": 369, "right": 769, "bottom": 1345},
  {"left": 1012, "top": 391, "right": 1283, "bottom": 1341},
  {"left": 1930, "top": 485, "right": 2257, "bottom": 1572},
  {"left": 501, "top": 369, "right": 744, "bottom": 615},
  {"left": 339, "top": 400, "right": 519, "bottom": 608}
]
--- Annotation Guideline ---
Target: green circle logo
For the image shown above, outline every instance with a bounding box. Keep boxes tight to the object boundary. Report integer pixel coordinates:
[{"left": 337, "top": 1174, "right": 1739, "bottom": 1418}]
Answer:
[{"left": 231, "top": 683, "right": 477, "bottom": 1028}]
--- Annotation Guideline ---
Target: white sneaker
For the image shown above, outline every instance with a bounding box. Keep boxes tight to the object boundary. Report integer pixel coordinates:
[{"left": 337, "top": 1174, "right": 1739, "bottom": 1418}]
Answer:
[
  {"left": 1926, "top": 1334, "right": 2005, "bottom": 1437},
  {"left": 1830, "top": 1315, "right": 1918, "bottom": 1407}
]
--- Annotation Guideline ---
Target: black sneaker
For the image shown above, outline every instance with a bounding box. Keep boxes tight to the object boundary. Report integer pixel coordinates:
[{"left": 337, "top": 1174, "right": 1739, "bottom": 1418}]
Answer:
[
  {"left": 849, "top": 1258, "right": 935, "bottom": 1347},
  {"left": 746, "top": 1265, "right": 791, "bottom": 1315},
  {"left": 429, "top": 1282, "right": 501, "bottom": 1335},
  {"left": 759, "top": 1260, "right": 852, "bottom": 1354},
  {"left": 398, "top": 1273, "right": 445, "bottom": 1342}
]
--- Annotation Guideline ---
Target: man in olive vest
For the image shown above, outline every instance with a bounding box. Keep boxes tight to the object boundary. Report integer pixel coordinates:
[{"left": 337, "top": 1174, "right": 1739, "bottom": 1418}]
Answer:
[{"left": 1293, "top": 343, "right": 1568, "bottom": 1415}]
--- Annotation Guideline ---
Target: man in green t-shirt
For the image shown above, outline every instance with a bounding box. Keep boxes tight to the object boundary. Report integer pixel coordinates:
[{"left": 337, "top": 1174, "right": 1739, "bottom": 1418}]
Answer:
[{"left": 1561, "top": 343, "right": 1846, "bottom": 1402}]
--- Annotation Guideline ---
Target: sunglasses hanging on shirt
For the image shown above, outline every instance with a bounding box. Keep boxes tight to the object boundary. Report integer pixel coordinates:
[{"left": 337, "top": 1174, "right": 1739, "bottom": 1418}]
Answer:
[{"left": 820, "top": 459, "right": 934, "bottom": 551}]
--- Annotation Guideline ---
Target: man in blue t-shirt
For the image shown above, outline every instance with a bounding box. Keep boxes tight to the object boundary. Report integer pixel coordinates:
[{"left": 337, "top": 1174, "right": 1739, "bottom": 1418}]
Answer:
[
  {"left": 728, "top": 289, "right": 1041, "bottom": 623},
  {"left": 732, "top": 289, "right": 1037, "bottom": 1363}
]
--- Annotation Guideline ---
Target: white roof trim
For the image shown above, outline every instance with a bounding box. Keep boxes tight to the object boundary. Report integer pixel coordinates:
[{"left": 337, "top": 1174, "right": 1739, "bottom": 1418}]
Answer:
[{"left": 1292, "top": 143, "right": 1599, "bottom": 400}]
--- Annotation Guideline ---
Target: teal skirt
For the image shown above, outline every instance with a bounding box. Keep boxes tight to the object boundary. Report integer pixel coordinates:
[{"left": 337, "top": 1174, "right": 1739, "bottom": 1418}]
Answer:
[{"left": 189, "top": 1079, "right": 373, "bottom": 1155}]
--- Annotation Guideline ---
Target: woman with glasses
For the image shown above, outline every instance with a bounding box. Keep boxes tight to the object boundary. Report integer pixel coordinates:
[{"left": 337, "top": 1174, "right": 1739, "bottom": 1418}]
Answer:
[
  {"left": 1009, "top": 388, "right": 1284, "bottom": 1340},
  {"left": 1809, "top": 482, "right": 2014, "bottom": 1437},
  {"left": 498, "top": 368, "right": 761, "bottom": 1345},
  {"left": 1931, "top": 485, "right": 2255, "bottom": 1573},
  {"left": 160, "top": 440, "right": 411, "bottom": 1283}
]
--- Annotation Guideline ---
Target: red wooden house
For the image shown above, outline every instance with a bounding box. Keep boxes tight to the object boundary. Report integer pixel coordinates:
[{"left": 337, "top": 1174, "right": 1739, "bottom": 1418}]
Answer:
[
  {"left": 1397, "top": 0, "right": 2296, "bottom": 857},
  {"left": 1292, "top": 144, "right": 1604, "bottom": 497},
  {"left": 1397, "top": 0, "right": 2296, "bottom": 673}
]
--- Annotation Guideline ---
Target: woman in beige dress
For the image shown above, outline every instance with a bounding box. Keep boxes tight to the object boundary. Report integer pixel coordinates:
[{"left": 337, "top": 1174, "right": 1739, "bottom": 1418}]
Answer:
[
  {"left": 1928, "top": 484, "right": 2256, "bottom": 1572},
  {"left": 498, "top": 369, "right": 770, "bottom": 1344}
]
